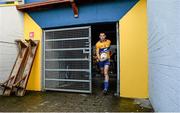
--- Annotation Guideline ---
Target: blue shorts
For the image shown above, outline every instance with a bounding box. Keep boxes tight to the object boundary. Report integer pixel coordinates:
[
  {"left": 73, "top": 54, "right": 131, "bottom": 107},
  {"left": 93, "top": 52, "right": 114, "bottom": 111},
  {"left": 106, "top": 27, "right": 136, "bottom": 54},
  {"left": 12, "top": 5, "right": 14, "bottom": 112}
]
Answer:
[{"left": 98, "top": 59, "right": 110, "bottom": 68}]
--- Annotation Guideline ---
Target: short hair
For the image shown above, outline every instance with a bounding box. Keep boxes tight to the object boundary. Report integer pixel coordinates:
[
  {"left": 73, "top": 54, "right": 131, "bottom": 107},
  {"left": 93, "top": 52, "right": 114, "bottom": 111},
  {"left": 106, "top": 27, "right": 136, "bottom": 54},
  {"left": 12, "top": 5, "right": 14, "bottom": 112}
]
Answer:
[
  {"left": 99, "top": 32, "right": 106, "bottom": 36},
  {"left": 100, "top": 32, "right": 105, "bottom": 35}
]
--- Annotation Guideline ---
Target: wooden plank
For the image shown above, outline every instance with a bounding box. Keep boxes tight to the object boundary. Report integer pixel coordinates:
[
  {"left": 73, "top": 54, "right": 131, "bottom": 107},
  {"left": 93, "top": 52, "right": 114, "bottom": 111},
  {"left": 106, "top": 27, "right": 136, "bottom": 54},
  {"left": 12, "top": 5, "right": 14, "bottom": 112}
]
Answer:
[
  {"left": 15, "top": 40, "right": 39, "bottom": 96},
  {"left": 16, "top": 0, "right": 79, "bottom": 17},
  {"left": 16, "top": 0, "right": 71, "bottom": 10},
  {"left": 16, "top": 0, "right": 108, "bottom": 11},
  {"left": 71, "top": 1, "right": 78, "bottom": 17},
  {"left": 2, "top": 41, "right": 28, "bottom": 96}
]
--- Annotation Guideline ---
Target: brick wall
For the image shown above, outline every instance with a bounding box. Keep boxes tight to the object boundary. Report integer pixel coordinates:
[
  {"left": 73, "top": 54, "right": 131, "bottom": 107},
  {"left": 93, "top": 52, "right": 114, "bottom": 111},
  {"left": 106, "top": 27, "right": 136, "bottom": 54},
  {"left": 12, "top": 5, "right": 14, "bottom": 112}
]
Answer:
[
  {"left": 147, "top": 0, "right": 180, "bottom": 111},
  {"left": 0, "top": 6, "right": 24, "bottom": 95}
]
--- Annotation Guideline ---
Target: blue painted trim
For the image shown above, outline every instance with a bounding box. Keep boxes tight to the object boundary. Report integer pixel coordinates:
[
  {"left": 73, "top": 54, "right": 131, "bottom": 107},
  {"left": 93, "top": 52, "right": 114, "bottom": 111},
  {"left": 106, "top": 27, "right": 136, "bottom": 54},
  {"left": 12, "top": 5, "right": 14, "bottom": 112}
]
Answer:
[
  {"left": 25, "top": 0, "right": 45, "bottom": 3},
  {"left": 27, "top": 0, "right": 138, "bottom": 29}
]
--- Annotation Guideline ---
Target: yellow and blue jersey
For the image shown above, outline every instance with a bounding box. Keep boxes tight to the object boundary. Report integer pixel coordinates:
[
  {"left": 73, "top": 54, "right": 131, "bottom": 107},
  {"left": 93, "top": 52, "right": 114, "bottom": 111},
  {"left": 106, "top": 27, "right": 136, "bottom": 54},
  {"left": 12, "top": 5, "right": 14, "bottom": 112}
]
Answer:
[{"left": 96, "top": 39, "right": 111, "bottom": 59}]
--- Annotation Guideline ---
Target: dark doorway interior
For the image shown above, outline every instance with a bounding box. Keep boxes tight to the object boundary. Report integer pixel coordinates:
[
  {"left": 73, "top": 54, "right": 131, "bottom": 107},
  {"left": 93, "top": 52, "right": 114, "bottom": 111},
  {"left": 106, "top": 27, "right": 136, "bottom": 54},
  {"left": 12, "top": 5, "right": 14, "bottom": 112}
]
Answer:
[{"left": 91, "top": 22, "right": 117, "bottom": 95}]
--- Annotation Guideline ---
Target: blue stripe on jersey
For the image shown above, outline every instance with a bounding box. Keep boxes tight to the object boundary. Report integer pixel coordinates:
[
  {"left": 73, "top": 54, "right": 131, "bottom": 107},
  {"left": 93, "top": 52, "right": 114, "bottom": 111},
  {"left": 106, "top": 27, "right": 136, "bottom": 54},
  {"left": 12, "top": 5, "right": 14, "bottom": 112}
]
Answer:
[{"left": 99, "top": 47, "right": 110, "bottom": 53}]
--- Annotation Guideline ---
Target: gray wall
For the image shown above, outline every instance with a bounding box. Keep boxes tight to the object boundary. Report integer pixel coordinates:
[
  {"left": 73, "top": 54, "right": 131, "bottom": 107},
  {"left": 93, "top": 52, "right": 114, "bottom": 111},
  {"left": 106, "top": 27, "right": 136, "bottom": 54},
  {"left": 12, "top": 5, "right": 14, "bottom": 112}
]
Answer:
[
  {"left": 0, "top": 6, "right": 24, "bottom": 94},
  {"left": 147, "top": 0, "right": 180, "bottom": 112}
]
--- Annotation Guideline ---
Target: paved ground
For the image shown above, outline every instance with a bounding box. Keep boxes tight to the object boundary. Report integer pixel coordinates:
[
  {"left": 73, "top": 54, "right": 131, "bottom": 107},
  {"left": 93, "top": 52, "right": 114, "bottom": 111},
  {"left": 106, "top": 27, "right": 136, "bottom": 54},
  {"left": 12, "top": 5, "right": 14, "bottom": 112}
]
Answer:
[{"left": 0, "top": 77, "right": 154, "bottom": 112}]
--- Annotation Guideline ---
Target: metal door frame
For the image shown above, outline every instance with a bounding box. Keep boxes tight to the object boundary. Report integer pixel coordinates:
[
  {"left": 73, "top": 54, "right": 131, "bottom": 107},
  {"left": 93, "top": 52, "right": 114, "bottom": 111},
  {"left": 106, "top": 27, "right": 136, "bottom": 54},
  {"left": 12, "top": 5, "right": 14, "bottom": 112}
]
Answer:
[
  {"left": 42, "top": 26, "right": 92, "bottom": 93},
  {"left": 116, "top": 22, "right": 120, "bottom": 96}
]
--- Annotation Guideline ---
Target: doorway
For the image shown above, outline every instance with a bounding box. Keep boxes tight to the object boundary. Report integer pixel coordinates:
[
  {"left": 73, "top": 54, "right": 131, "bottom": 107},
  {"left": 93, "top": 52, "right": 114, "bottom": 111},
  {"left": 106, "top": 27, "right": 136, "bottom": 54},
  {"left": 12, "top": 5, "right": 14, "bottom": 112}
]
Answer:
[
  {"left": 43, "top": 22, "right": 120, "bottom": 95},
  {"left": 91, "top": 22, "right": 119, "bottom": 95}
]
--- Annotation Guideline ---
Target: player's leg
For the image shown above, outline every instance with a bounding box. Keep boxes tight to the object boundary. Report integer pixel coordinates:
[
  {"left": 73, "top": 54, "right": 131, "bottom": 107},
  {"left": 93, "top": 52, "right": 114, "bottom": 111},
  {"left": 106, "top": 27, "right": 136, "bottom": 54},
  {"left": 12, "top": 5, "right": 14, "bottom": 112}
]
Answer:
[
  {"left": 104, "top": 65, "right": 109, "bottom": 81},
  {"left": 103, "top": 61, "right": 110, "bottom": 92},
  {"left": 99, "top": 61, "right": 106, "bottom": 92},
  {"left": 98, "top": 61, "right": 104, "bottom": 75},
  {"left": 100, "top": 68, "right": 104, "bottom": 75}
]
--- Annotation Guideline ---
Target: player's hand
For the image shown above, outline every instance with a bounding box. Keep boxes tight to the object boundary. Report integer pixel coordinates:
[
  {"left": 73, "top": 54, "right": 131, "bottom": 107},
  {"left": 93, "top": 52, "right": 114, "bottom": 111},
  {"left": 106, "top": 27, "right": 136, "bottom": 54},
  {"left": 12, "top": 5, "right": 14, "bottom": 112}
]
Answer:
[{"left": 96, "top": 56, "right": 100, "bottom": 62}]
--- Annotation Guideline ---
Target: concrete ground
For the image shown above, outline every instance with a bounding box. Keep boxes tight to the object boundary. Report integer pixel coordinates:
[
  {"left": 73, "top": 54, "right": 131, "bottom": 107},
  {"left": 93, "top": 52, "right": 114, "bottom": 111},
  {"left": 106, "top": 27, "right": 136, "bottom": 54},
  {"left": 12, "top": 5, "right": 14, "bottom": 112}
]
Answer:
[{"left": 0, "top": 77, "right": 154, "bottom": 112}]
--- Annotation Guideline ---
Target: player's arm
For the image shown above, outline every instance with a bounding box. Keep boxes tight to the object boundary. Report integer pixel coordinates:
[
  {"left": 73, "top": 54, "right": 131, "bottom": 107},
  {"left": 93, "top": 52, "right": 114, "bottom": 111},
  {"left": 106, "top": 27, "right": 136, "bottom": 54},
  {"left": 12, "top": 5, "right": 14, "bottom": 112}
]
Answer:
[
  {"left": 108, "top": 40, "right": 111, "bottom": 46},
  {"left": 108, "top": 40, "right": 112, "bottom": 57},
  {"left": 96, "top": 44, "right": 100, "bottom": 61}
]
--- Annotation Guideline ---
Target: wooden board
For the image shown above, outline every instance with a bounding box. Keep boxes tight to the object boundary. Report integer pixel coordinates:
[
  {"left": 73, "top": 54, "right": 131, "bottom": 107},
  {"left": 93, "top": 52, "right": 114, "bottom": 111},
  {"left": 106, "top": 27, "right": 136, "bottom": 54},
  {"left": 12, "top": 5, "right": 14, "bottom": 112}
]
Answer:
[
  {"left": 2, "top": 41, "right": 28, "bottom": 96},
  {"left": 15, "top": 40, "right": 39, "bottom": 96}
]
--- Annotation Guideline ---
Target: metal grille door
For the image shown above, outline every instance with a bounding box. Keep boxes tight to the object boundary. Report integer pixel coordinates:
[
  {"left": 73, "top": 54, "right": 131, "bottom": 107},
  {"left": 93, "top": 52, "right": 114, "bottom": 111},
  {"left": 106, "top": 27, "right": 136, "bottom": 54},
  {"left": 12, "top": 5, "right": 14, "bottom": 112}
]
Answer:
[{"left": 44, "top": 26, "right": 91, "bottom": 93}]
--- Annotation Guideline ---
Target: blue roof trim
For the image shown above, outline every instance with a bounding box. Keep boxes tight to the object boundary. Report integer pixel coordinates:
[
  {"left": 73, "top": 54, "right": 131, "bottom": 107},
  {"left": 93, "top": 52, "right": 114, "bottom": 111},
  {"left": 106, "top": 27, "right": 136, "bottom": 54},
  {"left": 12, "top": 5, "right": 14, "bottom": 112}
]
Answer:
[
  {"left": 25, "top": 0, "right": 45, "bottom": 3},
  {"left": 27, "top": 0, "right": 138, "bottom": 29}
]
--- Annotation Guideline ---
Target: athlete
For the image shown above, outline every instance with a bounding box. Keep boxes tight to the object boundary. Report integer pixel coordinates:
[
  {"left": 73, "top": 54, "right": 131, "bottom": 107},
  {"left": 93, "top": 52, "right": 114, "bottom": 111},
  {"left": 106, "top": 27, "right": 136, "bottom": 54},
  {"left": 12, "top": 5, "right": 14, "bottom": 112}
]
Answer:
[{"left": 96, "top": 32, "right": 111, "bottom": 94}]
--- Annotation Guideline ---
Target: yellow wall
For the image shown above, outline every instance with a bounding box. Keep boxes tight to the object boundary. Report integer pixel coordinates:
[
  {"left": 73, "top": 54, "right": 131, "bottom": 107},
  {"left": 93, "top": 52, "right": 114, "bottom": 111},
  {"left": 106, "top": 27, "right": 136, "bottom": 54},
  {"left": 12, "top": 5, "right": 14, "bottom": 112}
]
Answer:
[
  {"left": 24, "top": 13, "right": 42, "bottom": 91},
  {"left": 119, "top": 0, "right": 148, "bottom": 98}
]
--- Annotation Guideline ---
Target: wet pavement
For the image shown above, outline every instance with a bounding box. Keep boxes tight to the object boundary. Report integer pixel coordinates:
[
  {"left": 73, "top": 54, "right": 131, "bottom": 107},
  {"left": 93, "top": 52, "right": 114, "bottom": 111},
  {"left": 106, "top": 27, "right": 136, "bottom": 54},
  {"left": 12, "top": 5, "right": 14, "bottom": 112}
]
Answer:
[{"left": 0, "top": 77, "right": 154, "bottom": 112}]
